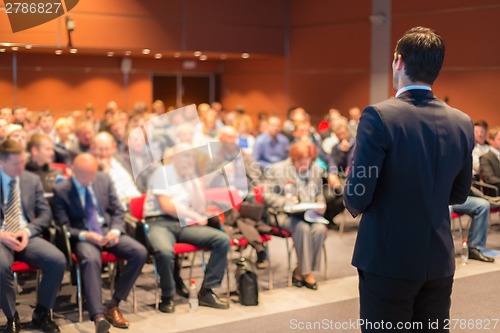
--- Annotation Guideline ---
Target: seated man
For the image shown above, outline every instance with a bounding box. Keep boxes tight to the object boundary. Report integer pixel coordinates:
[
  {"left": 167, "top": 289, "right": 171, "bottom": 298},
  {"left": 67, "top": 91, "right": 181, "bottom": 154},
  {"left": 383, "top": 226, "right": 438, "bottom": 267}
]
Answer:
[
  {"left": 25, "top": 133, "right": 64, "bottom": 194},
  {"left": 53, "top": 153, "right": 147, "bottom": 333},
  {"left": 90, "top": 132, "right": 141, "bottom": 209},
  {"left": 253, "top": 115, "right": 290, "bottom": 170},
  {"left": 480, "top": 126, "right": 500, "bottom": 193},
  {"left": 144, "top": 144, "right": 230, "bottom": 313},
  {"left": 450, "top": 196, "right": 494, "bottom": 262},
  {"left": 0, "top": 140, "right": 66, "bottom": 333}
]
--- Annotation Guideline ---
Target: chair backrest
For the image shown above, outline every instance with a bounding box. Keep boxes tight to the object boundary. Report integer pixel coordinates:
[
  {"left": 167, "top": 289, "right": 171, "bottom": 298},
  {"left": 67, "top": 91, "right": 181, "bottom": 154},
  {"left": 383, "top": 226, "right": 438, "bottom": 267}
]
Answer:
[
  {"left": 204, "top": 187, "right": 243, "bottom": 210},
  {"left": 130, "top": 194, "right": 147, "bottom": 220},
  {"left": 50, "top": 163, "right": 69, "bottom": 177},
  {"left": 54, "top": 225, "right": 74, "bottom": 270}
]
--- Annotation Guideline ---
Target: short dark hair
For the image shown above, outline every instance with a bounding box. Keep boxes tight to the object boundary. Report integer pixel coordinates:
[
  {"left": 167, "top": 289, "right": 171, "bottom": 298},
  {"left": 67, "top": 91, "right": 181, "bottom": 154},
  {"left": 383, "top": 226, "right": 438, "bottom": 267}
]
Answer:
[
  {"left": 395, "top": 26, "right": 445, "bottom": 85},
  {"left": 0, "top": 139, "right": 24, "bottom": 161},
  {"left": 27, "top": 133, "right": 51, "bottom": 153},
  {"left": 474, "top": 120, "right": 488, "bottom": 130}
]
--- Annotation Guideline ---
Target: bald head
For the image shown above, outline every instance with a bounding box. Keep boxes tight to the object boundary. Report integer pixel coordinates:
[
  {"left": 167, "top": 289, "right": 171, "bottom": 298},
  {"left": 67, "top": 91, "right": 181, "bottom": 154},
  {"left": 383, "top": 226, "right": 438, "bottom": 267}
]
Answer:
[
  {"left": 218, "top": 126, "right": 238, "bottom": 143},
  {"left": 91, "top": 132, "right": 116, "bottom": 160},
  {"left": 73, "top": 153, "right": 99, "bottom": 187}
]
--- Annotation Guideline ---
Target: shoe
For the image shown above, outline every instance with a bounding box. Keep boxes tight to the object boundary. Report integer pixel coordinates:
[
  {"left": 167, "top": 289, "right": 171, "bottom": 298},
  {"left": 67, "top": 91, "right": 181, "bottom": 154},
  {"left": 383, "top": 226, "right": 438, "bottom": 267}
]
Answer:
[
  {"left": 104, "top": 306, "right": 129, "bottom": 329},
  {"left": 32, "top": 310, "right": 60, "bottom": 332},
  {"left": 469, "top": 247, "right": 495, "bottom": 263},
  {"left": 292, "top": 275, "right": 303, "bottom": 288},
  {"left": 95, "top": 318, "right": 111, "bottom": 333},
  {"left": 256, "top": 251, "right": 269, "bottom": 270},
  {"left": 303, "top": 281, "right": 318, "bottom": 290},
  {"left": 175, "top": 279, "right": 189, "bottom": 299},
  {"left": 4, "top": 312, "right": 20, "bottom": 333},
  {"left": 159, "top": 297, "right": 175, "bottom": 313},
  {"left": 198, "top": 289, "right": 229, "bottom": 309}
]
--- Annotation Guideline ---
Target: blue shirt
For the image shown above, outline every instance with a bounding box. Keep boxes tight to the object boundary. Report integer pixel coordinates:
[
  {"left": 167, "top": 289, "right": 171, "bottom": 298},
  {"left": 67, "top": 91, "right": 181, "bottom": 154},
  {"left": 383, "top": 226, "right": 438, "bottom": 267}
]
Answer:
[{"left": 252, "top": 133, "right": 290, "bottom": 169}]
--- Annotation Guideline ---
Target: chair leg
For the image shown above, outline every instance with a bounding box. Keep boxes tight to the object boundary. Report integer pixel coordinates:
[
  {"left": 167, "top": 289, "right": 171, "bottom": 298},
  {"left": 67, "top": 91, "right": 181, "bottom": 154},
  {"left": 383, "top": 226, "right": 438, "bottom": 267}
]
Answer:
[
  {"left": 133, "top": 285, "right": 137, "bottom": 313},
  {"left": 13, "top": 272, "right": 19, "bottom": 294},
  {"left": 266, "top": 244, "right": 273, "bottom": 290},
  {"left": 153, "top": 258, "right": 159, "bottom": 311},
  {"left": 35, "top": 269, "right": 41, "bottom": 304},
  {"left": 108, "top": 262, "right": 116, "bottom": 295},
  {"left": 286, "top": 239, "right": 293, "bottom": 287},
  {"left": 76, "top": 265, "right": 83, "bottom": 323},
  {"left": 323, "top": 244, "right": 328, "bottom": 281}
]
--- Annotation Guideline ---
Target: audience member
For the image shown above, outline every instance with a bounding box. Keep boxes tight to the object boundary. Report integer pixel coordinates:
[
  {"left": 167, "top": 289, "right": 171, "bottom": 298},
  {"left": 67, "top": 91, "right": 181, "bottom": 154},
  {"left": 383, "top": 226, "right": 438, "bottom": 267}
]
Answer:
[
  {"left": 144, "top": 144, "right": 230, "bottom": 313},
  {"left": 450, "top": 196, "right": 494, "bottom": 262},
  {"left": 25, "top": 133, "right": 63, "bottom": 194},
  {"left": 53, "top": 153, "right": 147, "bottom": 332},
  {"left": 90, "top": 132, "right": 141, "bottom": 209},
  {"left": 0, "top": 139, "right": 66, "bottom": 333},
  {"left": 347, "top": 106, "right": 361, "bottom": 138},
  {"left": 263, "top": 141, "right": 327, "bottom": 290},
  {"left": 0, "top": 107, "right": 13, "bottom": 123},
  {"left": 12, "top": 106, "right": 27, "bottom": 127},
  {"left": 253, "top": 115, "right": 290, "bottom": 170},
  {"left": 480, "top": 126, "right": 500, "bottom": 193},
  {"left": 68, "top": 120, "right": 96, "bottom": 160},
  {"left": 472, "top": 120, "right": 490, "bottom": 178},
  {"left": 233, "top": 113, "right": 256, "bottom": 155}
]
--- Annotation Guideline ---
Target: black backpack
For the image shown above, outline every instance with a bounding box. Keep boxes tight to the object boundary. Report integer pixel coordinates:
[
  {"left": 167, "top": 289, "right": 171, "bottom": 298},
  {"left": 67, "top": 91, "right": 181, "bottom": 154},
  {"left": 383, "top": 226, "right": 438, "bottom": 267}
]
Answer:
[{"left": 235, "top": 257, "right": 259, "bottom": 306}]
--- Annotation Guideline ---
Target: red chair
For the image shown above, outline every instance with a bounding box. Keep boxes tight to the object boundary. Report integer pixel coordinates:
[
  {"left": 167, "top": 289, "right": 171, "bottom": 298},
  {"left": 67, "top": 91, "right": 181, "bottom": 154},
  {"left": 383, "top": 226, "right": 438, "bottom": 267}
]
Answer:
[
  {"left": 56, "top": 225, "right": 136, "bottom": 322},
  {"left": 254, "top": 185, "right": 328, "bottom": 287},
  {"left": 129, "top": 194, "right": 206, "bottom": 310},
  {"left": 49, "top": 163, "right": 70, "bottom": 178},
  {"left": 12, "top": 261, "right": 40, "bottom": 300},
  {"left": 450, "top": 211, "right": 468, "bottom": 242}
]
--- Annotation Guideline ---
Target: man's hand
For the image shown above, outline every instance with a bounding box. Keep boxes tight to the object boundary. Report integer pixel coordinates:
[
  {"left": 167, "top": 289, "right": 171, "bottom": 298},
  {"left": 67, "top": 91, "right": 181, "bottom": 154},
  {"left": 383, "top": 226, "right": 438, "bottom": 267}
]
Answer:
[
  {"left": 96, "top": 158, "right": 111, "bottom": 173},
  {"left": 328, "top": 174, "right": 341, "bottom": 189},
  {"left": 84, "top": 232, "right": 107, "bottom": 246},
  {"left": 1, "top": 231, "right": 22, "bottom": 251},
  {"left": 14, "top": 229, "right": 29, "bottom": 252},
  {"left": 339, "top": 139, "right": 351, "bottom": 152},
  {"left": 104, "top": 232, "right": 120, "bottom": 247}
]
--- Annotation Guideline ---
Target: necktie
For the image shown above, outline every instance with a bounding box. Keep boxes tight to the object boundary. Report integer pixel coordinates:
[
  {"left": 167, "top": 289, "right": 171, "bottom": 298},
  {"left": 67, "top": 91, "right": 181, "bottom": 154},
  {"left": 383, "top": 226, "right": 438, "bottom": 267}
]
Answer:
[
  {"left": 4, "top": 179, "right": 21, "bottom": 233},
  {"left": 85, "top": 187, "right": 102, "bottom": 235}
]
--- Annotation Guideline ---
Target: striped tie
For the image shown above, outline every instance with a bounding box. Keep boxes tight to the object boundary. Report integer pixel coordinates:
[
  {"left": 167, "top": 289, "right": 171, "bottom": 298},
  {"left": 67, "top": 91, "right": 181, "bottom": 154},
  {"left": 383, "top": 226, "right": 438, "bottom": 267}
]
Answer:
[{"left": 4, "top": 179, "right": 21, "bottom": 234}]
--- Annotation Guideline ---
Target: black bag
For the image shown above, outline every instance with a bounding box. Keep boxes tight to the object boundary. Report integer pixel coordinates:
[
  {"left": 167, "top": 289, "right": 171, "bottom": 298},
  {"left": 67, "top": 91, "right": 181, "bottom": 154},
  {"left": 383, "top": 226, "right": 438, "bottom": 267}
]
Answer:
[{"left": 235, "top": 257, "right": 259, "bottom": 306}]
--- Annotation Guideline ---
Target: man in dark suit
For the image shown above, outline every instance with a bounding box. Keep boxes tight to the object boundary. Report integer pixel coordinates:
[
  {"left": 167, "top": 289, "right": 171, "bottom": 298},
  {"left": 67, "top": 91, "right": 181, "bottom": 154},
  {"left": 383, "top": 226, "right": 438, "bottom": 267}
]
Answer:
[
  {"left": 0, "top": 140, "right": 66, "bottom": 333},
  {"left": 344, "top": 27, "right": 474, "bottom": 332},
  {"left": 479, "top": 127, "right": 500, "bottom": 193},
  {"left": 53, "top": 153, "right": 147, "bottom": 333}
]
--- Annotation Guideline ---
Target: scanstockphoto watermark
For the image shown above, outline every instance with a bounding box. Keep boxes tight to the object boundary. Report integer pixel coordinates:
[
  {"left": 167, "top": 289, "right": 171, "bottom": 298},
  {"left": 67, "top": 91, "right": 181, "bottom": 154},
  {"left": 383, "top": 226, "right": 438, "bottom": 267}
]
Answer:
[
  {"left": 289, "top": 318, "right": 424, "bottom": 331},
  {"left": 3, "top": 0, "right": 79, "bottom": 33}
]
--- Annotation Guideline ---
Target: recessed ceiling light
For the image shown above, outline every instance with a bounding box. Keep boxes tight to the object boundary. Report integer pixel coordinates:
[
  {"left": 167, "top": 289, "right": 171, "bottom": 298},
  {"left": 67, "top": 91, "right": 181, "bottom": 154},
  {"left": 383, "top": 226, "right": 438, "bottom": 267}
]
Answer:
[
  {"left": 199, "top": 54, "right": 207, "bottom": 61},
  {"left": 241, "top": 53, "right": 250, "bottom": 59},
  {"left": 154, "top": 53, "right": 162, "bottom": 59},
  {"left": 11, "top": 46, "right": 18, "bottom": 51},
  {"left": 55, "top": 49, "right": 62, "bottom": 55},
  {"left": 107, "top": 51, "right": 114, "bottom": 57},
  {"left": 142, "top": 48, "right": 150, "bottom": 55},
  {"left": 194, "top": 51, "right": 202, "bottom": 57},
  {"left": 69, "top": 48, "right": 78, "bottom": 54},
  {"left": 220, "top": 54, "right": 227, "bottom": 60},
  {"left": 125, "top": 50, "right": 131, "bottom": 56},
  {"left": 174, "top": 52, "right": 181, "bottom": 58},
  {"left": 0, "top": 49, "right": 6, "bottom": 53},
  {"left": 25, "top": 45, "right": 32, "bottom": 49}
]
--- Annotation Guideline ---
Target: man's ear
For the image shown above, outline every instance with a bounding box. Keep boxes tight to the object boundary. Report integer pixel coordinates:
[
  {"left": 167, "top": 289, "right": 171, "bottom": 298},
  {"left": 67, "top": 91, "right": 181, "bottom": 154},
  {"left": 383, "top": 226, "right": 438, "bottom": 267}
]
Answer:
[{"left": 394, "top": 54, "right": 404, "bottom": 71}]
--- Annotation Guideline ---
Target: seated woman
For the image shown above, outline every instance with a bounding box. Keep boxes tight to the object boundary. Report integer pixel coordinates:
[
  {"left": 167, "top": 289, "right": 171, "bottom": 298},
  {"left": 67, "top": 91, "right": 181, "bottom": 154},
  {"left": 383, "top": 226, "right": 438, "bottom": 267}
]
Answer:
[{"left": 263, "top": 140, "right": 327, "bottom": 290}]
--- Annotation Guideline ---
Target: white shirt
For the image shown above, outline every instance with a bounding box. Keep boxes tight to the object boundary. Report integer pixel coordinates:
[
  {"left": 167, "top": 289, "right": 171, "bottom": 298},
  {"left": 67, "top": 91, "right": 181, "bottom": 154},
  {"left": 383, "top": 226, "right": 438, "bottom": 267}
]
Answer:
[
  {"left": 395, "top": 85, "right": 432, "bottom": 97},
  {"left": 472, "top": 143, "right": 490, "bottom": 176},
  {"left": 108, "top": 158, "right": 141, "bottom": 210}
]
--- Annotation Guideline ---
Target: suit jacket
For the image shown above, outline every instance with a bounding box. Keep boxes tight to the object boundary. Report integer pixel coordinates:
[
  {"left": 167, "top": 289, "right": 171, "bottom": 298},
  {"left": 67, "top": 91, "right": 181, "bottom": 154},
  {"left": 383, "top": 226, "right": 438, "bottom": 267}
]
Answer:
[
  {"left": 0, "top": 170, "right": 52, "bottom": 237},
  {"left": 263, "top": 158, "right": 325, "bottom": 225},
  {"left": 479, "top": 150, "right": 500, "bottom": 189},
  {"left": 52, "top": 172, "right": 125, "bottom": 241},
  {"left": 345, "top": 89, "right": 474, "bottom": 282}
]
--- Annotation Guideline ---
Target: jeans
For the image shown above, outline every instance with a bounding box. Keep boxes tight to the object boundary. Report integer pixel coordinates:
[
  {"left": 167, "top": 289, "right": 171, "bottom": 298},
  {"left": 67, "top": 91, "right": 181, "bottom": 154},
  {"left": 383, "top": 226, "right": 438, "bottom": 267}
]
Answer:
[
  {"left": 450, "top": 196, "right": 490, "bottom": 248},
  {"left": 146, "top": 217, "right": 230, "bottom": 298}
]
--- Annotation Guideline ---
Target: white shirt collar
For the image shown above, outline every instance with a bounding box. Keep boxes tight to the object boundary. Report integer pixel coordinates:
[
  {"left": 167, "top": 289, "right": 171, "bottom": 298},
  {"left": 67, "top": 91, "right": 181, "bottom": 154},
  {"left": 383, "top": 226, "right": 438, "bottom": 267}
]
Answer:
[{"left": 396, "top": 85, "right": 432, "bottom": 97}]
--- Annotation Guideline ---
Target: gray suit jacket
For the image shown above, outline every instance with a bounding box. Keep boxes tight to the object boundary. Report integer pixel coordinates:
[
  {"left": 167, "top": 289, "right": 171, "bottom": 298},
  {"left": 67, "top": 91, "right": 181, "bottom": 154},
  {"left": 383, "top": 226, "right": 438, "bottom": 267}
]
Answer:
[
  {"left": 0, "top": 170, "right": 52, "bottom": 237},
  {"left": 263, "top": 158, "right": 325, "bottom": 225},
  {"left": 479, "top": 150, "right": 500, "bottom": 189}
]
